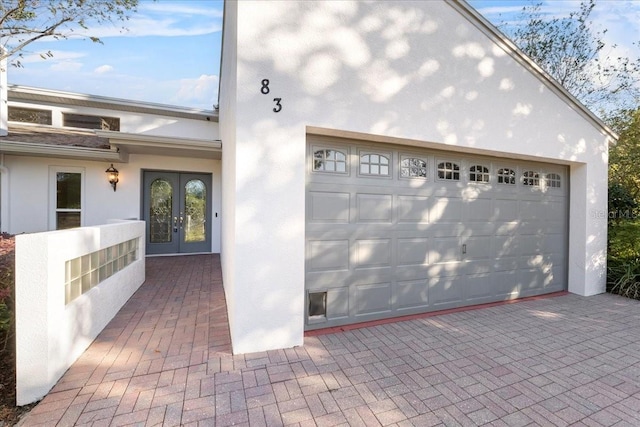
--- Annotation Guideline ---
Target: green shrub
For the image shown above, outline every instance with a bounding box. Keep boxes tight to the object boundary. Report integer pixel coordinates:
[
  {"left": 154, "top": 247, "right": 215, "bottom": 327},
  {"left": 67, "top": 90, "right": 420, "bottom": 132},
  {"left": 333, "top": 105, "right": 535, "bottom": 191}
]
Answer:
[
  {"left": 608, "top": 182, "right": 637, "bottom": 225},
  {"left": 608, "top": 221, "right": 640, "bottom": 299},
  {"left": 608, "top": 259, "right": 640, "bottom": 298},
  {"left": 0, "top": 233, "right": 14, "bottom": 353}
]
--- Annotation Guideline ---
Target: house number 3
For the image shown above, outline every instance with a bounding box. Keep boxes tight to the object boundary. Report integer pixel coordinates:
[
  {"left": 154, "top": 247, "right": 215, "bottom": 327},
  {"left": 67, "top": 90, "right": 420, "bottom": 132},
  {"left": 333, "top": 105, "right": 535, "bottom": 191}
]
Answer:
[{"left": 261, "top": 79, "right": 282, "bottom": 113}]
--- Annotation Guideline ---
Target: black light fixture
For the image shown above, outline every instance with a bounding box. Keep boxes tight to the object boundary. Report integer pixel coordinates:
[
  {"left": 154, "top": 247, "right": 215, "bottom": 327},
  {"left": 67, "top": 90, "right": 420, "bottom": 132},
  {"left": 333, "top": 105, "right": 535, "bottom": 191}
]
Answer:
[{"left": 105, "top": 164, "right": 119, "bottom": 192}]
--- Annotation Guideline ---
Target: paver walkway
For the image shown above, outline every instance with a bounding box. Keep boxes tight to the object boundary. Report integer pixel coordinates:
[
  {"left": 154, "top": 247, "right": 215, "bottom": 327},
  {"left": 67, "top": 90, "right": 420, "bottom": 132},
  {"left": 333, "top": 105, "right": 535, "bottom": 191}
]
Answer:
[{"left": 19, "top": 254, "right": 640, "bottom": 426}]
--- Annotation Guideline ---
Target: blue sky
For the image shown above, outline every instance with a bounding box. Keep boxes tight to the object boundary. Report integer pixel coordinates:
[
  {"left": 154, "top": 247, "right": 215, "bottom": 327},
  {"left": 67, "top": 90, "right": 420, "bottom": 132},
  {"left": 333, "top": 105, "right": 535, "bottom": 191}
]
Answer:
[
  {"left": 6, "top": 1, "right": 224, "bottom": 110},
  {"left": 5, "top": 0, "right": 639, "bottom": 111}
]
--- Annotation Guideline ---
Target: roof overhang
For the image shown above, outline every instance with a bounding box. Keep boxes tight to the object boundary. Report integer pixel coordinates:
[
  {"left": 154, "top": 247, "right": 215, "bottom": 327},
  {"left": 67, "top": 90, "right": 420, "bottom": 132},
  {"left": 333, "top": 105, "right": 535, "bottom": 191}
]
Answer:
[
  {"left": 0, "top": 140, "right": 126, "bottom": 162},
  {"left": 95, "top": 131, "right": 222, "bottom": 160},
  {"left": 9, "top": 85, "right": 219, "bottom": 122}
]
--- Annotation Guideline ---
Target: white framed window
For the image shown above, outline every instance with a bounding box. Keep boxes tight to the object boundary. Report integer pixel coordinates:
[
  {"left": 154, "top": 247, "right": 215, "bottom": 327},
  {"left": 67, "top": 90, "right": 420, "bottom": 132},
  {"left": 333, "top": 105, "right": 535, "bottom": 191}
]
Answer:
[
  {"left": 8, "top": 106, "right": 52, "bottom": 125},
  {"left": 400, "top": 156, "right": 428, "bottom": 179},
  {"left": 359, "top": 151, "right": 391, "bottom": 176},
  {"left": 313, "top": 148, "right": 348, "bottom": 173},
  {"left": 437, "top": 160, "right": 460, "bottom": 181},
  {"left": 63, "top": 113, "right": 120, "bottom": 131},
  {"left": 497, "top": 168, "right": 516, "bottom": 185},
  {"left": 522, "top": 170, "right": 540, "bottom": 187},
  {"left": 546, "top": 173, "right": 561, "bottom": 188},
  {"left": 469, "top": 164, "right": 490, "bottom": 183},
  {"left": 50, "top": 166, "right": 84, "bottom": 230}
]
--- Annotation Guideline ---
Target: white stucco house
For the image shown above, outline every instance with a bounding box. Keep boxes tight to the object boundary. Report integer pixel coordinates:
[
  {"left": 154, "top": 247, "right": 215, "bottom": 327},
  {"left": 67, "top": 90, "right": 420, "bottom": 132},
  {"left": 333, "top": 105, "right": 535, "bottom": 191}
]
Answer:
[{"left": 1, "top": 0, "right": 613, "bottom": 356}]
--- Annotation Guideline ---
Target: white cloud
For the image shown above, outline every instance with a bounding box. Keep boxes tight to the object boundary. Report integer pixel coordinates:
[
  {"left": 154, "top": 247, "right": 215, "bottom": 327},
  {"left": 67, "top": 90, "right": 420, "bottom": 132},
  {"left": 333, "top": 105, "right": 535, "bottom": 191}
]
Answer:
[
  {"left": 82, "top": 17, "right": 222, "bottom": 38},
  {"left": 80, "top": 1, "right": 222, "bottom": 39},
  {"left": 50, "top": 61, "right": 83, "bottom": 72},
  {"left": 470, "top": 5, "right": 525, "bottom": 17},
  {"left": 18, "top": 50, "right": 85, "bottom": 64},
  {"left": 140, "top": 2, "right": 224, "bottom": 19},
  {"left": 175, "top": 74, "right": 218, "bottom": 104},
  {"left": 23, "top": 1, "right": 223, "bottom": 41},
  {"left": 94, "top": 65, "right": 114, "bottom": 74}
]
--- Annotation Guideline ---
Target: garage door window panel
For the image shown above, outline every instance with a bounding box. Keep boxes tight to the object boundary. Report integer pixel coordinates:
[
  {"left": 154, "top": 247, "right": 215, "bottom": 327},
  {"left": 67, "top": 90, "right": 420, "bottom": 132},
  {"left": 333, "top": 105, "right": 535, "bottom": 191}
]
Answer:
[
  {"left": 522, "top": 171, "right": 540, "bottom": 187},
  {"left": 497, "top": 168, "right": 516, "bottom": 185},
  {"left": 359, "top": 151, "right": 391, "bottom": 177},
  {"left": 400, "top": 156, "right": 428, "bottom": 179},
  {"left": 312, "top": 148, "right": 348, "bottom": 173},
  {"left": 546, "top": 173, "right": 561, "bottom": 188},
  {"left": 437, "top": 160, "right": 460, "bottom": 181},
  {"left": 469, "top": 164, "right": 490, "bottom": 183}
]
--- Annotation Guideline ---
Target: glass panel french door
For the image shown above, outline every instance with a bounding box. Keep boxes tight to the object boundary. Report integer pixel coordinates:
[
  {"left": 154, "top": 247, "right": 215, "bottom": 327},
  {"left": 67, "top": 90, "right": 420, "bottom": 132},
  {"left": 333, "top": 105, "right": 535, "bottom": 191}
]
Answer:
[{"left": 143, "top": 171, "right": 212, "bottom": 255}]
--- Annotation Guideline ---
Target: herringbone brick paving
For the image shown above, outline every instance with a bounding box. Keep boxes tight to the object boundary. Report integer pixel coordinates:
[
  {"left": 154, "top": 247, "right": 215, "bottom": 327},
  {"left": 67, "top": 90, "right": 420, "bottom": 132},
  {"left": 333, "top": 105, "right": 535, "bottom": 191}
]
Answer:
[{"left": 18, "top": 254, "right": 640, "bottom": 426}]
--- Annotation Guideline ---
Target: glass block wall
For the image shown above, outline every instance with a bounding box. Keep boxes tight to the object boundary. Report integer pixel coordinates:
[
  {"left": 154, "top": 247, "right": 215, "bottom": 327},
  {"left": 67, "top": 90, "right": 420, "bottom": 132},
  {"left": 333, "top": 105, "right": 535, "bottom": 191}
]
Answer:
[{"left": 64, "top": 238, "right": 139, "bottom": 304}]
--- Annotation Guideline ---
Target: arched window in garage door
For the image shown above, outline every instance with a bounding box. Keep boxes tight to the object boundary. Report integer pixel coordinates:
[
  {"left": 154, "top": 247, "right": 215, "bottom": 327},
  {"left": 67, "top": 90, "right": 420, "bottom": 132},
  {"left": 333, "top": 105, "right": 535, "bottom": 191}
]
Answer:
[
  {"left": 546, "top": 173, "right": 562, "bottom": 188},
  {"left": 469, "top": 164, "right": 490, "bottom": 183},
  {"left": 313, "top": 149, "right": 347, "bottom": 173},
  {"left": 497, "top": 168, "right": 516, "bottom": 185},
  {"left": 360, "top": 153, "right": 390, "bottom": 176},
  {"left": 523, "top": 170, "right": 540, "bottom": 186},
  {"left": 400, "top": 156, "right": 427, "bottom": 178},
  {"left": 437, "top": 161, "right": 460, "bottom": 181}
]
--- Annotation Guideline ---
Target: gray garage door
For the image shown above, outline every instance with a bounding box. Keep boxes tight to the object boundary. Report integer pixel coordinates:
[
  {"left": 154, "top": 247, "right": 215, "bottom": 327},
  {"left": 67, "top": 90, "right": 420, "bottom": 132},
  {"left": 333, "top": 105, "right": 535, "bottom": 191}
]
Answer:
[{"left": 305, "top": 136, "right": 568, "bottom": 330}]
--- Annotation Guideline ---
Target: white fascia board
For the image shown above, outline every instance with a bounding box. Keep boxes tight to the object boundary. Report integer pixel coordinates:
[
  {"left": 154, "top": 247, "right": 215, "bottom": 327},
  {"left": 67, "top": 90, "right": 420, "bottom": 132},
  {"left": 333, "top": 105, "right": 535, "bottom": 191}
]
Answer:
[
  {"left": 450, "top": 0, "right": 618, "bottom": 141},
  {"left": 96, "top": 130, "right": 222, "bottom": 158},
  {"left": 96, "top": 130, "right": 221, "bottom": 148},
  {"left": 0, "top": 140, "right": 126, "bottom": 162}
]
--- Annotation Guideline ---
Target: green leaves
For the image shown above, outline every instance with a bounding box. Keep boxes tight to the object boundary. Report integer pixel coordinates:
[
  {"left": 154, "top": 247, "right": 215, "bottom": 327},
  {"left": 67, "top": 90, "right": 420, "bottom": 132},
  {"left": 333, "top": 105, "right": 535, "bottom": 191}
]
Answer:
[
  {"left": 609, "top": 108, "right": 640, "bottom": 205},
  {"left": 0, "top": 0, "right": 139, "bottom": 67},
  {"left": 498, "top": 0, "right": 640, "bottom": 116},
  {"left": 0, "top": 234, "right": 14, "bottom": 353}
]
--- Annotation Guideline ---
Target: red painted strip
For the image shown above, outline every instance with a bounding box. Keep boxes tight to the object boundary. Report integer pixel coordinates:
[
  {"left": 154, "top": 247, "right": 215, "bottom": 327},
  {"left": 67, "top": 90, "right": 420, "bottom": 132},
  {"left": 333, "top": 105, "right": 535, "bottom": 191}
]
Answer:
[{"left": 304, "top": 291, "right": 569, "bottom": 337}]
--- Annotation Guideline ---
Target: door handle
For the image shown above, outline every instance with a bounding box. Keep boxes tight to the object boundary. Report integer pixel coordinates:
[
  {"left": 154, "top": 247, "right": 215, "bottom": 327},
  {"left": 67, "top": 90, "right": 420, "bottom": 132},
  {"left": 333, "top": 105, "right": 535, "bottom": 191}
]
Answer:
[
  {"left": 179, "top": 215, "right": 184, "bottom": 228},
  {"left": 173, "top": 216, "right": 178, "bottom": 233},
  {"left": 462, "top": 244, "right": 467, "bottom": 254}
]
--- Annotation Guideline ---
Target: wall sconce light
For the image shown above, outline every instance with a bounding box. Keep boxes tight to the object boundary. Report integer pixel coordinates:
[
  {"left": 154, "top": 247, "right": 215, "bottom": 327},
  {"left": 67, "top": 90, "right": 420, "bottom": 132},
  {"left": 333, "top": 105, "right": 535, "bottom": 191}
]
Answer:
[{"left": 105, "top": 164, "right": 119, "bottom": 192}]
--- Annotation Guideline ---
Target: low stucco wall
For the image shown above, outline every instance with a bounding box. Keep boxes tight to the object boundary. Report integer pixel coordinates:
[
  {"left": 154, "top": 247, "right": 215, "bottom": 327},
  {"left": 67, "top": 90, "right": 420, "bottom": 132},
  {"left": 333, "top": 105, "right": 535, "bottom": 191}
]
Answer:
[{"left": 15, "top": 220, "right": 145, "bottom": 405}]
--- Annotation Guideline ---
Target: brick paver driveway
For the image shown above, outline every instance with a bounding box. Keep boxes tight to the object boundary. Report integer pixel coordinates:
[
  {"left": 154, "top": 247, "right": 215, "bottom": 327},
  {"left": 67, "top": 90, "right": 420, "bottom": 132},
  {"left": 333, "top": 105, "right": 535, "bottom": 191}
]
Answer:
[{"left": 19, "top": 254, "right": 640, "bottom": 426}]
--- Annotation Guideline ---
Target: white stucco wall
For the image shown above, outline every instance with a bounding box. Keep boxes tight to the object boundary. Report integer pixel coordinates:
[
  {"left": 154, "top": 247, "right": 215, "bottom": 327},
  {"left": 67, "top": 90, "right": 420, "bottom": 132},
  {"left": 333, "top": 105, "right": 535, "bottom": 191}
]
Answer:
[
  {"left": 3, "top": 154, "right": 222, "bottom": 253},
  {"left": 220, "top": 0, "right": 240, "bottom": 351},
  {"left": 15, "top": 221, "right": 145, "bottom": 405},
  {"left": 221, "top": 0, "right": 610, "bottom": 353}
]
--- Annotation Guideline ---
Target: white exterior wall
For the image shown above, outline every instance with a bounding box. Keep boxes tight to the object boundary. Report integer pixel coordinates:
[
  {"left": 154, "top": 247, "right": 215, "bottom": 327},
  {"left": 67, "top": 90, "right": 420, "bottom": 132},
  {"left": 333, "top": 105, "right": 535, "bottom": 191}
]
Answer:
[
  {"left": 222, "top": 0, "right": 610, "bottom": 353},
  {"left": 220, "top": 0, "right": 239, "bottom": 349},
  {"left": 15, "top": 221, "right": 145, "bottom": 405},
  {"left": 3, "top": 154, "right": 222, "bottom": 252}
]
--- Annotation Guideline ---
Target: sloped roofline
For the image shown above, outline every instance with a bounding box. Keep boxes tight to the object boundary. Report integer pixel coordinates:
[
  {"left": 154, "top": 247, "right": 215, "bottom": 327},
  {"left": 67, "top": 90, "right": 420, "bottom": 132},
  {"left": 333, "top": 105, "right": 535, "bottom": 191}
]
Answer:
[
  {"left": 450, "top": 0, "right": 618, "bottom": 141},
  {"left": 8, "top": 84, "right": 219, "bottom": 123}
]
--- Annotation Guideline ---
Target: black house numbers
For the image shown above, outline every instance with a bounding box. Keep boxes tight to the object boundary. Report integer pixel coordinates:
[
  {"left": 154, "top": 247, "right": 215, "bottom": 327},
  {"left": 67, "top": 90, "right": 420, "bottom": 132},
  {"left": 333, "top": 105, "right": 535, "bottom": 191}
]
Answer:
[{"left": 261, "top": 79, "right": 282, "bottom": 113}]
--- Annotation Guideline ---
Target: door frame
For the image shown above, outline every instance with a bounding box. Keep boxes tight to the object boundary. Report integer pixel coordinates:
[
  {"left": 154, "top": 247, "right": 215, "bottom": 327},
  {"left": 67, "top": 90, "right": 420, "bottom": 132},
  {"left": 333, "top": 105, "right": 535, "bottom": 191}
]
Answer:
[{"left": 142, "top": 169, "right": 213, "bottom": 255}]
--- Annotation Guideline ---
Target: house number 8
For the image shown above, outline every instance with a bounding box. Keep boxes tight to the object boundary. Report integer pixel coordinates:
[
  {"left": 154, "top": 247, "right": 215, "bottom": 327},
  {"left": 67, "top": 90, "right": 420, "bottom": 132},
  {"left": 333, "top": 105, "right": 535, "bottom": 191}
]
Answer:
[
  {"left": 261, "top": 78, "right": 282, "bottom": 113},
  {"left": 261, "top": 79, "right": 270, "bottom": 94}
]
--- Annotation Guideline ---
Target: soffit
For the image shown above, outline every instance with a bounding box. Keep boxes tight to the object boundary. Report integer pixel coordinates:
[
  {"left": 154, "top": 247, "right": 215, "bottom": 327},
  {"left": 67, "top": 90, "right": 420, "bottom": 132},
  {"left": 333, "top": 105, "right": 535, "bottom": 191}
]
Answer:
[{"left": 96, "top": 131, "right": 222, "bottom": 160}]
